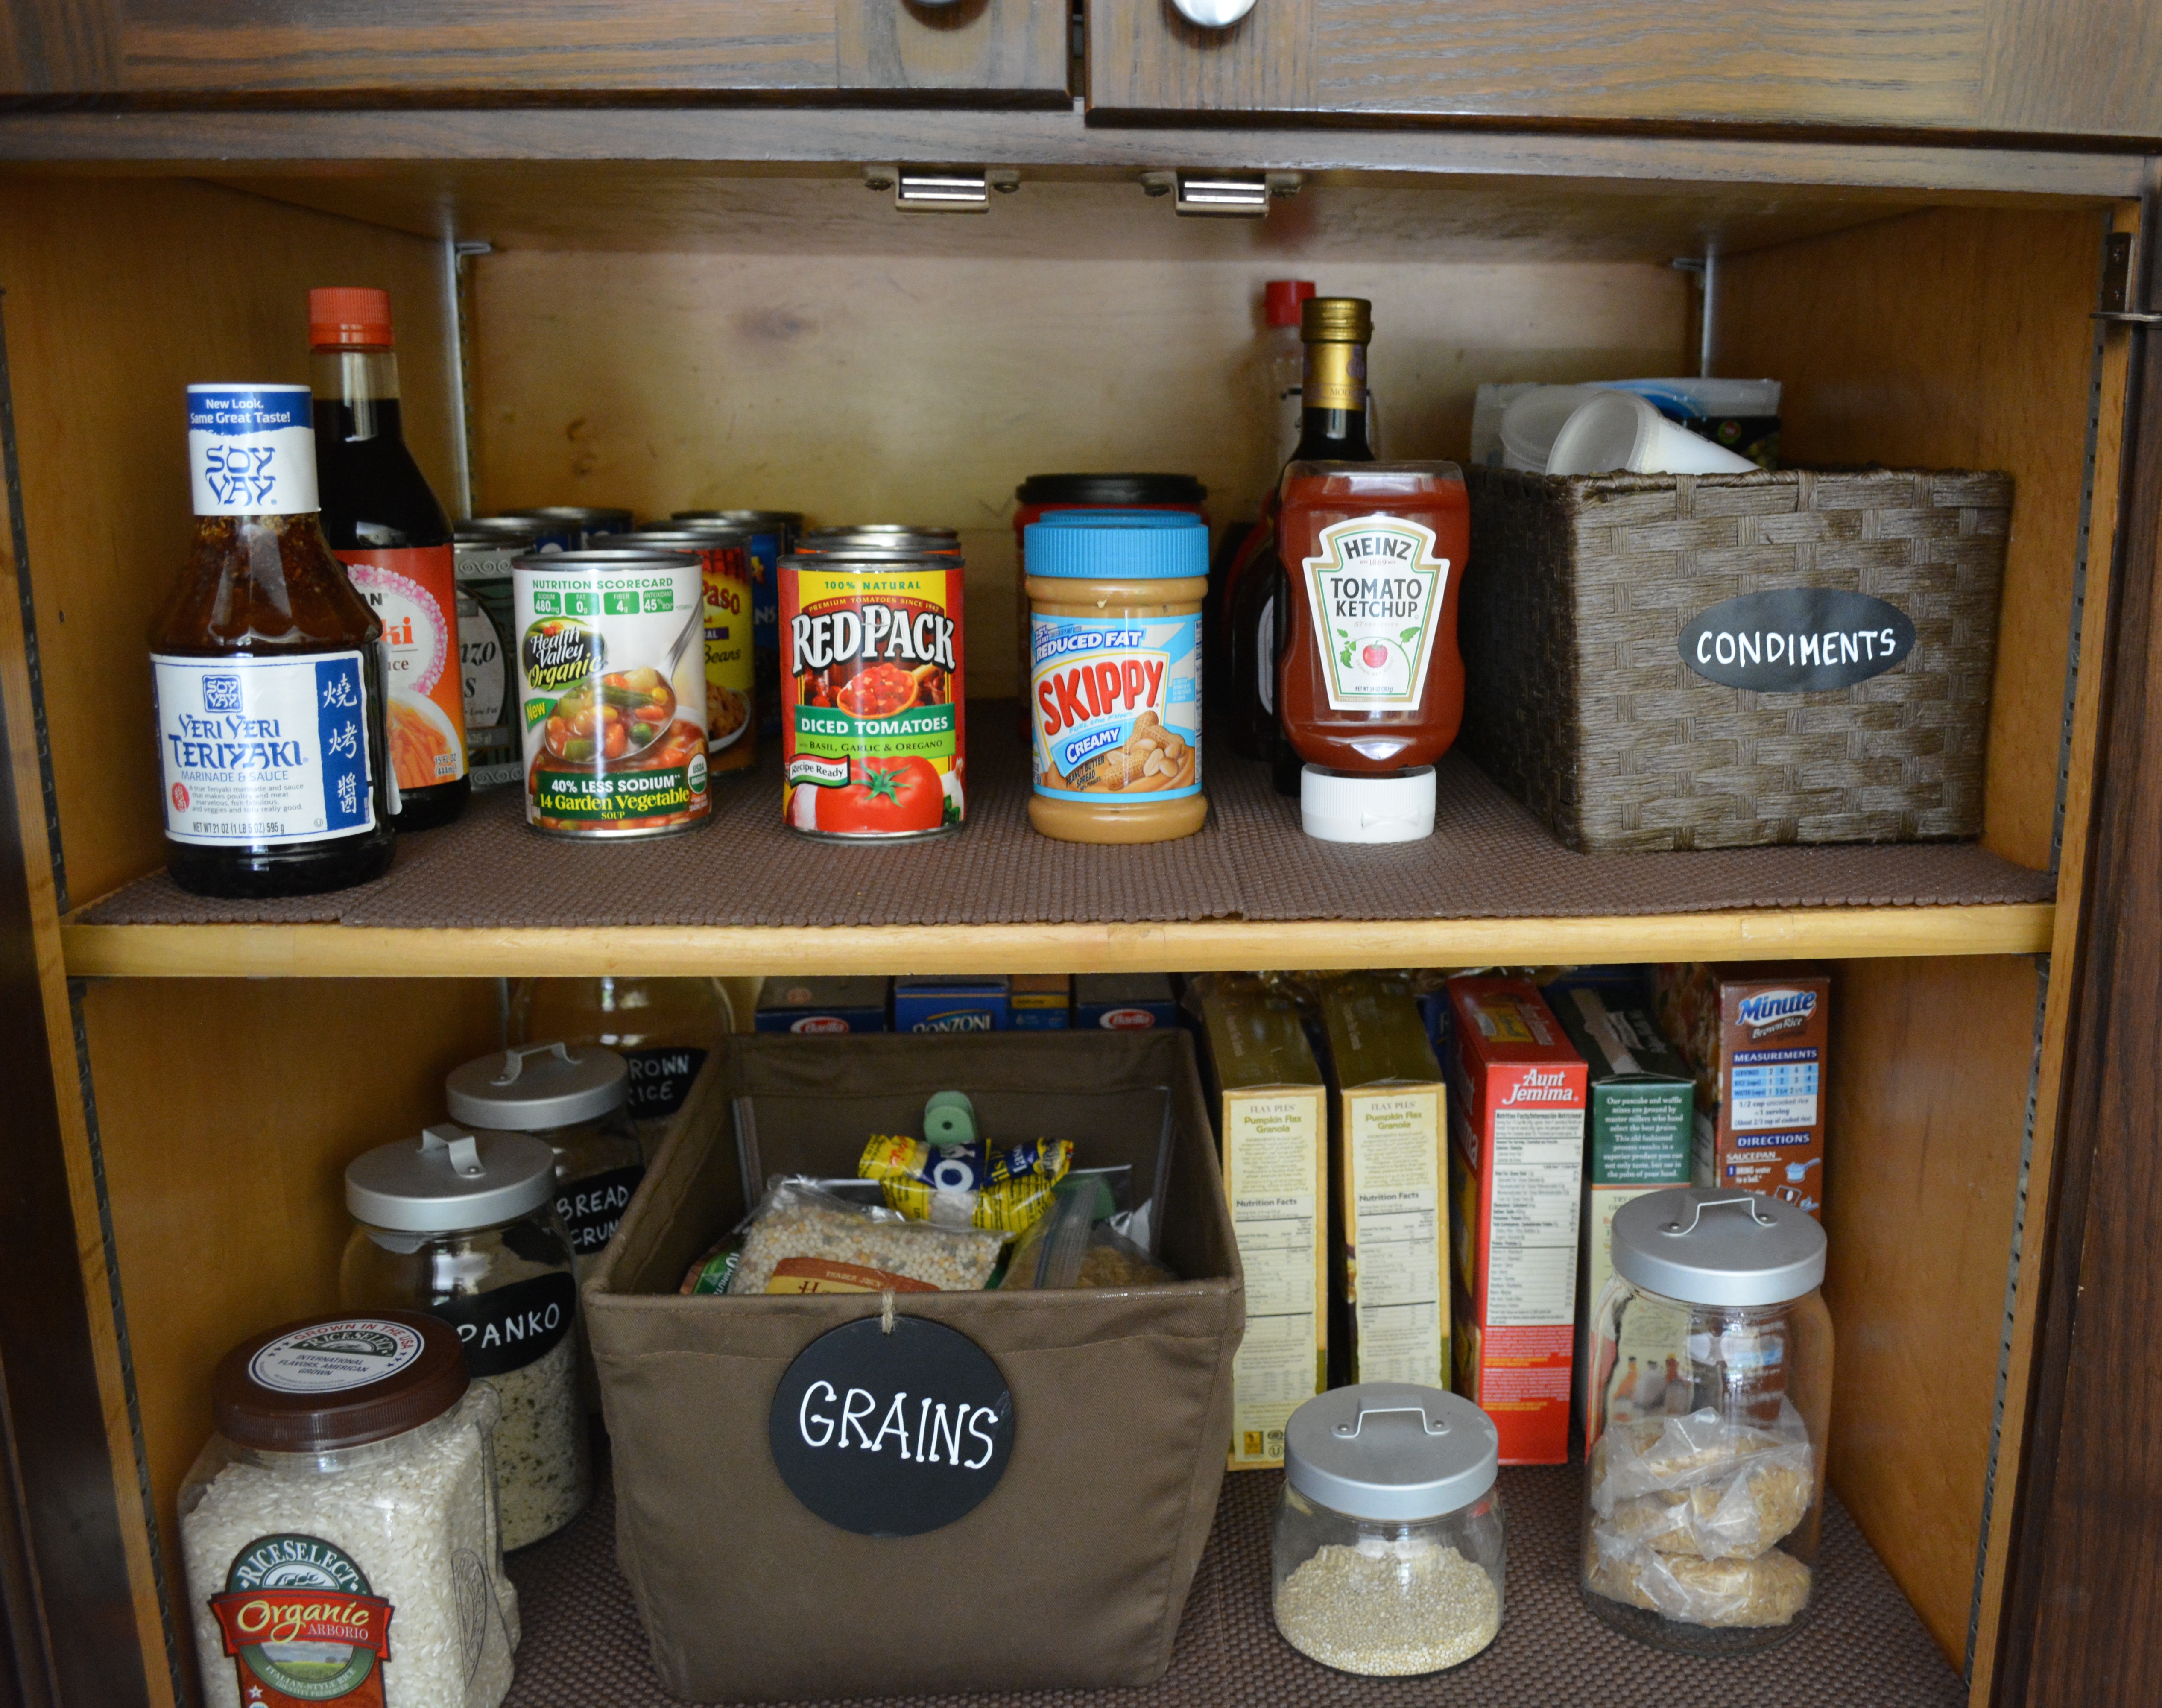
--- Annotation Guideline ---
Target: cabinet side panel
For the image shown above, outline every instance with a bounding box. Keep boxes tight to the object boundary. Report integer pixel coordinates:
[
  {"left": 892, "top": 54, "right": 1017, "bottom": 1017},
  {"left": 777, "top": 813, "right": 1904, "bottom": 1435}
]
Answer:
[
  {"left": 80, "top": 977, "right": 500, "bottom": 1699},
  {"left": 0, "top": 178, "right": 454, "bottom": 910},
  {"left": 1825, "top": 954, "right": 2033, "bottom": 1669},
  {"left": 1718, "top": 205, "right": 2114, "bottom": 873}
]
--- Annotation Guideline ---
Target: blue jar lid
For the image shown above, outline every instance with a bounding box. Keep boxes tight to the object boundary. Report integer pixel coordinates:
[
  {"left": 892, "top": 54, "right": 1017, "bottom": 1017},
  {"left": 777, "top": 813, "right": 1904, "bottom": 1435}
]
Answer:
[{"left": 1024, "top": 510, "right": 1208, "bottom": 580}]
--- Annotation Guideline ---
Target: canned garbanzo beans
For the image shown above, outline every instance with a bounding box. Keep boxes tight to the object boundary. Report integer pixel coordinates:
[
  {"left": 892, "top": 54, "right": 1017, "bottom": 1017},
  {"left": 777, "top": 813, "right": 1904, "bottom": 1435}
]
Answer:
[
  {"left": 781, "top": 548, "right": 964, "bottom": 839},
  {"left": 514, "top": 548, "right": 711, "bottom": 838}
]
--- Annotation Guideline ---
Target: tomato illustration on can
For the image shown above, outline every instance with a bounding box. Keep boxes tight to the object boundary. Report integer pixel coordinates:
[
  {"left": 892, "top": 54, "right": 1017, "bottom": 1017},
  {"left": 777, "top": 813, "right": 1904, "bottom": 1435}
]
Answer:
[{"left": 780, "top": 549, "right": 965, "bottom": 840}]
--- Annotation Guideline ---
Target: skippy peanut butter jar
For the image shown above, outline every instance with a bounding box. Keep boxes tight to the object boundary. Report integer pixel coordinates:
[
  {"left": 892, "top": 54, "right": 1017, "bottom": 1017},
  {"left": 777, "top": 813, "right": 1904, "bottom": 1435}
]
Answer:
[{"left": 1025, "top": 509, "right": 1209, "bottom": 844}]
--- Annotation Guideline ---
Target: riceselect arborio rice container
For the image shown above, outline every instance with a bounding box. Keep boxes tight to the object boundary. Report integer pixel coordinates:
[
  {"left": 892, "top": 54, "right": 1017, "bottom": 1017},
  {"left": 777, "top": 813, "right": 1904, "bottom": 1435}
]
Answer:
[
  {"left": 513, "top": 547, "right": 710, "bottom": 838},
  {"left": 781, "top": 546, "right": 965, "bottom": 839}
]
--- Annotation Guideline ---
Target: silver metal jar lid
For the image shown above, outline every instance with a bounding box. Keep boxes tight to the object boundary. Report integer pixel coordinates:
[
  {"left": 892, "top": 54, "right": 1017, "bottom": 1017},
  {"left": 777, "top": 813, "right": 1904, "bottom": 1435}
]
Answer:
[
  {"left": 1610, "top": 1187, "right": 1827, "bottom": 1307},
  {"left": 446, "top": 1042, "right": 628, "bottom": 1129},
  {"left": 345, "top": 1126, "right": 556, "bottom": 1232},
  {"left": 1284, "top": 1383, "right": 1498, "bottom": 1522}
]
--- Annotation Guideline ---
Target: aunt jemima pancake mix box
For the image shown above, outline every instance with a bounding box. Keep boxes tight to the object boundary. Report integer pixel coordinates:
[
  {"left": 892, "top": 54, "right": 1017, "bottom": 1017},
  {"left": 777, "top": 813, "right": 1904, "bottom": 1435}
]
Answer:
[
  {"left": 1444, "top": 976, "right": 1587, "bottom": 1464},
  {"left": 1655, "top": 964, "right": 1829, "bottom": 1219}
]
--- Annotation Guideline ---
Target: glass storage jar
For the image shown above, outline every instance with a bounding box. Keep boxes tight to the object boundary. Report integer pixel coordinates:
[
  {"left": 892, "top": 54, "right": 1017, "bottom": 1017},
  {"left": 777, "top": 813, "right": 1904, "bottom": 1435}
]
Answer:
[
  {"left": 511, "top": 979, "right": 731, "bottom": 1160},
  {"left": 177, "top": 1309, "right": 516, "bottom": 1708},
  {"left": 342, "top": 1125, "right": 591, "bottom": 1551},
  {"left": 448, "top": 1040, "right": 642, "bottom": 1274},
  {"left": 1273, "top": 1383, "right": 1504, "bottom": 1676},
  {"left": 1582, "top": 1187, "right": 1833, "bottom": 1654}
]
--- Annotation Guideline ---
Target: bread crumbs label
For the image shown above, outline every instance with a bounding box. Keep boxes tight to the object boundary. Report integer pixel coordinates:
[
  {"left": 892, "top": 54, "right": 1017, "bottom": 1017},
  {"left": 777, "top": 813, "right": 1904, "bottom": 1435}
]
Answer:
[{"left": 210, "top": 1533, "right": 393, "bottom": 1705}]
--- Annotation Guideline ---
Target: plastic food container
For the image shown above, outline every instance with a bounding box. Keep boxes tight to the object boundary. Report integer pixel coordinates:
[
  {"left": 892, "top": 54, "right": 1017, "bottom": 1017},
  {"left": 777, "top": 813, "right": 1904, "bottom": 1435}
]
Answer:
[
  {"left": 177, "top": 1310, "right": 516, "bottom": 1708},
  {"left": 341, "top": 1126, "right": 591, "bottom": 1551},
  {"left": 447, "top": 1041, "right": 642, "bottom": 1272},
  {"left": 1024, "top": 509, "right": 1209, "bottom": 843},
  {"left": 1273, "top": 1383, "right": 1505, "bottom": 1676},
  {"left": 1581, "top": 1187, "right": 1834, "bottom": 1653}
]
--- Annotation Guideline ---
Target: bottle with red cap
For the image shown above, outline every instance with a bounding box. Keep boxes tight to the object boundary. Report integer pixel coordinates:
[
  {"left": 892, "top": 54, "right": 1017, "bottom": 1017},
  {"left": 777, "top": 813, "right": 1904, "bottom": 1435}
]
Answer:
[
  {"left": 1264, "top": 279, "right": 1317, "bottom": 465},
  {"left": 310, "top": 286, "right": 468, "bottom": 831}
]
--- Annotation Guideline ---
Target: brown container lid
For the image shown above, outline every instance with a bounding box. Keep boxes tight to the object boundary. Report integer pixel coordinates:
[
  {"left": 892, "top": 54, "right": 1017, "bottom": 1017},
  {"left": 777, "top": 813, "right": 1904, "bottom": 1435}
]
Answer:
[{"left": 213, "top": 1310, "right": 468, "bottom": 1453}]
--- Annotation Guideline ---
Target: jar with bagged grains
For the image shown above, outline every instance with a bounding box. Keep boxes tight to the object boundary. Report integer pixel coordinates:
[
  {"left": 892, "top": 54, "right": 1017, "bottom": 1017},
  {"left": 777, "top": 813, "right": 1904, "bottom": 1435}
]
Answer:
[
  {"left": 178, "top": 1310, "right": 516, "bottom": 1708},
  {"left": 512, "top": 977, "right": 734, "bottom": 1158},
  {"left": 1273, "top": 1383, "right": 1504, "bottom": 1676},
  {"left": 342, "top": 1127, "right": 590, "bottom": 1550},
  {"left": 1024, "top": 509, "right": 1208, "bottom": 843},
  {"left": 453, "top": 522, "right": 537, "bottom": 790},
  {"left": 1581, "top": 1187, "right": 1832, "bottom": 1653},
  {"left": 512, "top": 546, "right": 710, "bottom": 838},
  {"left": 445, "top": 1042, "right": 642, "bottom": 1269}
]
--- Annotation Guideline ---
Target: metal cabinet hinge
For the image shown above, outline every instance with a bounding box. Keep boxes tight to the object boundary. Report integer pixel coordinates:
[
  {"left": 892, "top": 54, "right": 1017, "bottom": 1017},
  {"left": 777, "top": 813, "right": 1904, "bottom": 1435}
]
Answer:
[{"left": 2093, "top": 231, "right": 2162, "bottom": 324}]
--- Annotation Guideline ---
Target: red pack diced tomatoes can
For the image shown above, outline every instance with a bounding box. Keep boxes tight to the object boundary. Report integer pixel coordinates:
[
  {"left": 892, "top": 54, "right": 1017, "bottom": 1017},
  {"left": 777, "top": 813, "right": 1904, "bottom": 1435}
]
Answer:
[{"left": 780, "top": 548, "right": 964, "bottom": 839}]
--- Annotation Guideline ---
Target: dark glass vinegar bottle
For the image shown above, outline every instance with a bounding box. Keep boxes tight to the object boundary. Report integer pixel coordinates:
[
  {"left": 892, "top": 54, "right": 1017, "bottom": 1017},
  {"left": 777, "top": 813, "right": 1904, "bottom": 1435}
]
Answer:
[
  {"left": 311, "top": 287, "right": 469, "bottom": 831},
  {"left": 1227, "top": 298, "right": 1376, "bottom": 788},
  {"left": 151, "top": 386, "right": 395, "bottom": 897}
]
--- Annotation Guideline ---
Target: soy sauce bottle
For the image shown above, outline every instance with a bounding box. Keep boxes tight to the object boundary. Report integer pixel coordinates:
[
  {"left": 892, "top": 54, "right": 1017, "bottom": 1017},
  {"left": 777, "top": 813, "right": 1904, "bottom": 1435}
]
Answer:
[
  {"left": 150, "top": 387, "right": 395, "bottom": 897},
  {"left": 311, "top": 287, "right": 469, "bottom": 831}
]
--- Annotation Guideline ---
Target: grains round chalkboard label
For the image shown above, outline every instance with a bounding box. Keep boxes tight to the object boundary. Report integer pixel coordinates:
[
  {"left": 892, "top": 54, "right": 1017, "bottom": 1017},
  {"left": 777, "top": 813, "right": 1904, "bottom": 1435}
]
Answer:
[
  {"left": 769, "top": 1315, "right": 1012, "bottom": 1536},
  {"left": 1679, "top": 589, "right": 1915, "bottom": 693}
]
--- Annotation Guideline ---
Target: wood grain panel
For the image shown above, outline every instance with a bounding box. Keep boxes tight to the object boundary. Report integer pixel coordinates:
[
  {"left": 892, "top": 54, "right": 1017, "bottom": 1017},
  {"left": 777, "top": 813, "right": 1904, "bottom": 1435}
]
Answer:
[
  {"left": 837, "top": 0, "right": 1068, "bottom": 94},
  {"left": 1822, "top": 954, "right": 2035, "bottom": 1667},
  {"left": 1996, "top": 196, "right": 2162, "bottom": 1708},
  {"left": 79, "top": 977, "right": 501, "bottom": 1696},
  {"left": 0, "top": 0, "right": 117, "bottom": 91},
  {"left": 1088, "top": 0, "right": 2162, "bottom": 141},
  {"left": 0, "top": 178, "right": 456, "bottom": 909},
  {"left": 1717, "top": 205, "right": 2115, "bottom": 873}
]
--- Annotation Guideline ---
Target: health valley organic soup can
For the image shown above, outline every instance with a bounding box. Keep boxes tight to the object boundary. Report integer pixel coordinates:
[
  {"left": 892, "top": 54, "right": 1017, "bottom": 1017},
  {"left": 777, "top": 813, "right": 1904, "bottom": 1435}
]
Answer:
[
  {"left": 781, "top": 550, "right": 964, "bottom": 840},
  {"left": 513, "top": 548, "right": 712, "bottom": 839}
]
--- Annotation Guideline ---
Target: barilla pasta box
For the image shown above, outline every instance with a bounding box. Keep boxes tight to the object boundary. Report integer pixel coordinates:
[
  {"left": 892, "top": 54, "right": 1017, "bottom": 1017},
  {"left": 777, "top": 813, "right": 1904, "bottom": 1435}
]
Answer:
[
  {"left": 1444, "top": 975, "right": 1587, "bottom": 1465},
  {"left": 1007, "top": 973, "right": 1072, "bottom": 1031},
  {"left": 1194, "top": 973, "right": 1327, "bottom": 1471},
  {"left": 1074, "top": 972, "right": 1179, "bottom": 1031},
  {"left": 1543, "top": 977, "right": 1695, "bottom": 1448},
  {"left": 753, "top": 977, "right": 890, "bottom": 1035},
  {"left": 1319, "top": 974, "right": 1450, "bottom": 1393},
  {"left": 1655, "top": 965, "right": 1829, "bottom": 1219},
  {"left": 892, "top": 976, "right": 1009, "bottom": 1035}
]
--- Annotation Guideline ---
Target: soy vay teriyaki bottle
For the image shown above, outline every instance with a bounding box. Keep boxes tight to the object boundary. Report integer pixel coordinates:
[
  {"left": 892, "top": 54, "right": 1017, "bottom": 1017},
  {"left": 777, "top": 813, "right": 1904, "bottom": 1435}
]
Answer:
[
  {"left": 311, "top": 286, "right": 469, "bottom": 831},
  {"left": 149, "top": 386, "right": 395, "bottom": 898}
]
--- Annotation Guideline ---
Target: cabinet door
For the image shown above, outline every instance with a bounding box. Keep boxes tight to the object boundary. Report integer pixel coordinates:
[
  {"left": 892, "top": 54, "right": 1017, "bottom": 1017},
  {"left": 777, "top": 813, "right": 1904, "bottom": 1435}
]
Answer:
[
  {"left": 1085, "top": 0, "right": 2162, "bottom": 141},
  {"left": 0, "top": 0, "right": 1070, "bottom": 97}
]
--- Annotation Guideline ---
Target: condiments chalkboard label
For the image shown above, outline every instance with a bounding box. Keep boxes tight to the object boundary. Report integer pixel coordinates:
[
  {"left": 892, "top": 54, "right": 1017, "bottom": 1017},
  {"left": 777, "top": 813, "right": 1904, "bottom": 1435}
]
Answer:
[
  {"left": 623, "top": 1045, "right": 707, "bottom": 1122},
  {"left": 429, "top": 1272, "right": 576, "bottom": 1378},
  {"left": 209, "top": 1533, "right": 394, "bottom": 1706},
  {"left": 1679, "top": 589, "right": 1915, "bottom": 693},
  {"left": 555, "top": 1165, "right": 645, "bottom": 1256},
  {"left": 769, "top": 1316, "right": 1012, "bottom": 1535}
]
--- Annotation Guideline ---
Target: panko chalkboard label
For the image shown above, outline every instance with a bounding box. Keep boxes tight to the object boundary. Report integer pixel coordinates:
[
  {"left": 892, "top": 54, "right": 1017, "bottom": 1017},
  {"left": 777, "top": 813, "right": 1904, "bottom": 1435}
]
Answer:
[
  {"left": 1679, "top": 589, "right": 1915, "bottom": 693},
  {"left": 429, "top": 1271, "right": 576, "bottom": 1379},
  {"left": 769, "top": 1316, "right": 1012, "bottom": 1536}
]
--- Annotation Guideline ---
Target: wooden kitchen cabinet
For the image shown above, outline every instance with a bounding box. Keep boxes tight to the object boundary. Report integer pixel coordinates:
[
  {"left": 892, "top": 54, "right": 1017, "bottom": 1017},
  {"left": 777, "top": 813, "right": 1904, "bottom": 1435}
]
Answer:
[
  {"left": 0, "top": 0, "right": 1073, "bottom": 98},
  {"left": 1084, "top": 0, "right": 2162, "bottom": 143}
]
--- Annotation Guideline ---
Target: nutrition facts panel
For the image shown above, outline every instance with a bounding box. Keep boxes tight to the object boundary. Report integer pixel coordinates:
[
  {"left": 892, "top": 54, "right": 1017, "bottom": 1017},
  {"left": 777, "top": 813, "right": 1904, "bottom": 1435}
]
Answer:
[
  {"left": 1485, "top": 1106, "right": 1585, "bottom": 1328},
  {"left": 1224, "top": 1088, "right": 1325, "bottom": 1465},
  {"left": 1346, "top": 1086, "right": 1448, "bottom": 1387},
  {"left": 1730, "top": 1048, "right": 1822, "bottom": 1131}
]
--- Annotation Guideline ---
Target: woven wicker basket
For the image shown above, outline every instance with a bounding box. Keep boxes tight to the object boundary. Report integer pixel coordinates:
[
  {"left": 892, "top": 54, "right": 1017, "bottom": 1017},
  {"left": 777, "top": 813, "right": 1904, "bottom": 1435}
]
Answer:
[{"left": 1458, "top": 466, "right": 2010, "bottom": 853}]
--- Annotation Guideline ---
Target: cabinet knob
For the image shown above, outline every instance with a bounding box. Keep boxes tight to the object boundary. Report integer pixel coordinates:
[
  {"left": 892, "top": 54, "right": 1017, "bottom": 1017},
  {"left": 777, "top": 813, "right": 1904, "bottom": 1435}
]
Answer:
[{"left": 1171, "top": 0, "right": 1259, "bottom": 26}]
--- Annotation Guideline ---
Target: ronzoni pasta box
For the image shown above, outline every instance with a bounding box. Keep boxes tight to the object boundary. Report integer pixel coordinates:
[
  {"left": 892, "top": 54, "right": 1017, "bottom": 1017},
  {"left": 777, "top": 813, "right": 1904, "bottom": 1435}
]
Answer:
[
  {"left": 1318, "top": 974, "right": 1450, "bottom": 1392},
  {"left": 1194, "top": 973, "right": 1327, "bottom": 1471},
  {"left": 1445, "top": 976, "right": 1587, "bottom": 1465}
]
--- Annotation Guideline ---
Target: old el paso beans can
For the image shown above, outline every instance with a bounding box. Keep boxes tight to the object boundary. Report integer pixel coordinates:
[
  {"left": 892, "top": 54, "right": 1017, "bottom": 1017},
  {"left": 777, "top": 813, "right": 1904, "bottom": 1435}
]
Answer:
[
  {"left": 781, "top": 548, "right": 964, "bottom": 839},
  {"left": 513, "top": 548, "right": 711, "bottom": 838}
]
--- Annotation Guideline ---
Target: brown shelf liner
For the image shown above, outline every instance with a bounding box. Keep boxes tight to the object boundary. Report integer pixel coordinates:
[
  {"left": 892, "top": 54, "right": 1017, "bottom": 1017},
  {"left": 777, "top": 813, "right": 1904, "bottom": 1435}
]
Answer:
[
  {"left": 81, "top": 706, "right": 2051, "bottom": 930},
  {"left": 502, "top": 1459, "right": 1963, "bottom": 1707}
]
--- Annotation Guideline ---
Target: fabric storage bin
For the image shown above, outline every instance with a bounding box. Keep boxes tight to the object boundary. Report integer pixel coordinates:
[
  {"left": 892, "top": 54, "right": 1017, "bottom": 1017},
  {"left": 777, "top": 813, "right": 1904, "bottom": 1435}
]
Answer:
[
  {"left": 1459, "top": 466, "right": 2010, "bottom": 852},
  {"left": 584, "top": 1029, "right": 1246, "bottom": 1703}
]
